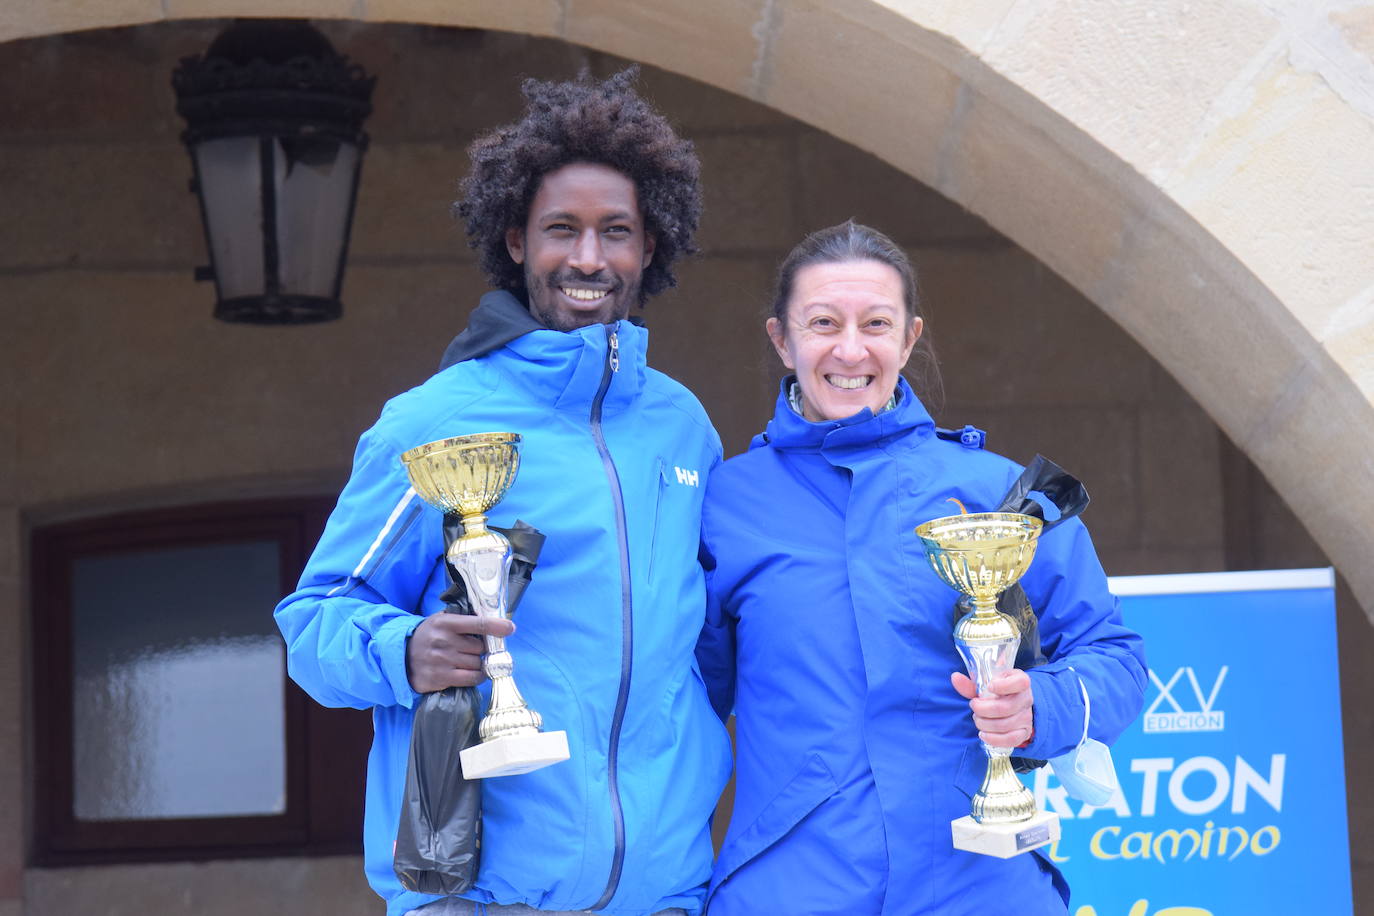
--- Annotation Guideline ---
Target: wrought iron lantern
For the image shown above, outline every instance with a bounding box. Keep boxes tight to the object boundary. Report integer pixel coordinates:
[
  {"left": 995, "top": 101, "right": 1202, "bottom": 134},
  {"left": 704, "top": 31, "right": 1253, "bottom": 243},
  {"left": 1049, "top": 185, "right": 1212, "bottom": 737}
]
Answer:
[{"left": 173, "top": 21, "right": 375, "bottom": 323}]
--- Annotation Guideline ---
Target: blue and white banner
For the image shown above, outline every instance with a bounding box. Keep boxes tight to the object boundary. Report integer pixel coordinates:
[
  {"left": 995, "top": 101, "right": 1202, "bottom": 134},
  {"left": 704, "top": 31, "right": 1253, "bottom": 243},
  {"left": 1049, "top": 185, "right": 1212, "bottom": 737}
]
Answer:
[{"left": 1041, "top": 568, "right": 1352, "bottom": 916}]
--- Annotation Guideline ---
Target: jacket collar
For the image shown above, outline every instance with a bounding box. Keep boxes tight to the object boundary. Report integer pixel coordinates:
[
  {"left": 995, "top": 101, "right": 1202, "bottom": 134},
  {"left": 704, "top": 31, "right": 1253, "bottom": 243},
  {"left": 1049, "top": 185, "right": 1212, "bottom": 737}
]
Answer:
[
  {"left": 492, "top": 318, "right": 649, "bottom": 414},
  {"left": 758, "top": 375, "right": 935, "bottom": 456},
  {"left": 438, "top": 290, "right": 544, "bottom": 369}
]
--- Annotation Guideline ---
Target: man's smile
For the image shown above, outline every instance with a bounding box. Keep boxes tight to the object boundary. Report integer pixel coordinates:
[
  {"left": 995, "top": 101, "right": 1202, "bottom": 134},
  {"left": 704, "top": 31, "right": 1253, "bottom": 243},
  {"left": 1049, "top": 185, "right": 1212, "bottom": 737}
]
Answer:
[{"left": 559, "top": 285, "right": 613, "bottom": 303}]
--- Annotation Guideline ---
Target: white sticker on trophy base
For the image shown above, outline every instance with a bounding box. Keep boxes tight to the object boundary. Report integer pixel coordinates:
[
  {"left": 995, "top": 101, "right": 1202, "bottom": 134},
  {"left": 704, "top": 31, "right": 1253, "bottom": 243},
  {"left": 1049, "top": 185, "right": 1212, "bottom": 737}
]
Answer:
[
  {"left": 951, "top": 810, "right": 1059, "bottom": 859},
  {"left": 460, "top": 729, "right": 570, "bottom": 779}
]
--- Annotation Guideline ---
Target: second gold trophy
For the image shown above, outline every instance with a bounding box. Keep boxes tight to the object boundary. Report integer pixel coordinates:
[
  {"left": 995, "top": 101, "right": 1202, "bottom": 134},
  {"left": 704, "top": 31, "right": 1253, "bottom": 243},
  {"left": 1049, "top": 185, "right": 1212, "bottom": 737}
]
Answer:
[
  {"left": 401, "top": 432, "right": 570, "bottom": 779},
  {"left": 915, "top": 509, "right": 1059, "bottom": 858}
]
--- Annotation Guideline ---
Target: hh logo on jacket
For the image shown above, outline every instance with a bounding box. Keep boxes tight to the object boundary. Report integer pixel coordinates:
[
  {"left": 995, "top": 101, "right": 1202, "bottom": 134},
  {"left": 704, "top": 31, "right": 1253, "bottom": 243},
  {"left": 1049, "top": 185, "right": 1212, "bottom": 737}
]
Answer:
[{"left": 674, "top": 466, "right": 700, "bottom": 487}]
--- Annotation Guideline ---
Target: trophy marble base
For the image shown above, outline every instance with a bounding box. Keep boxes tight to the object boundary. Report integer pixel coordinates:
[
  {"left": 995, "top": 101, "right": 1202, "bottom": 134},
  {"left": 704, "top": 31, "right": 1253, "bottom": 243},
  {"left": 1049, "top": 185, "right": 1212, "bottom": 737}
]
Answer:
[
  {"left": 951, "top": 810, "right": 1060, "bottom": 858},
  {"left": 460, "top": 730, "right": 570, "bottom": 779}
]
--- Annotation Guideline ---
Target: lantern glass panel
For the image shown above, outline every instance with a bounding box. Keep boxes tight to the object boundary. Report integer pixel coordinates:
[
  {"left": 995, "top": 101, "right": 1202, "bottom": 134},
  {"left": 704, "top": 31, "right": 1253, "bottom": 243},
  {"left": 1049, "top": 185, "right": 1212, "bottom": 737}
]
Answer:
[
  {"left": 194, "top": 136, "right": 266, "bottom": 300},
  {"left": 274, "top": 136, "right": 359, "bottom": 298}
]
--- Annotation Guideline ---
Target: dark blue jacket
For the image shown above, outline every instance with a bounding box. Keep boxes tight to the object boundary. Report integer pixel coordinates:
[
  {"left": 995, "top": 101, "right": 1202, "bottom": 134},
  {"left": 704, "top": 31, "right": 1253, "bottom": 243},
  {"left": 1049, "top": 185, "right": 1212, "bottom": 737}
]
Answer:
[{"left": 697, "top": 378, "right": 1145, "bottom": 915}]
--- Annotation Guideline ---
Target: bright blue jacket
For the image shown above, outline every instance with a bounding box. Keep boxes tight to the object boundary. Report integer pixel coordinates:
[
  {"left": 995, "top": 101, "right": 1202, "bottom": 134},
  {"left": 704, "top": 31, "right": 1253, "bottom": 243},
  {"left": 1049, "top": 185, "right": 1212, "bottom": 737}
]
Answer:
[
  {"left": 276, "top": 317, "right": 732, "bottom": 916},
  {"left": 697, "top": 379, "right": 1146, "bottom": 915}
]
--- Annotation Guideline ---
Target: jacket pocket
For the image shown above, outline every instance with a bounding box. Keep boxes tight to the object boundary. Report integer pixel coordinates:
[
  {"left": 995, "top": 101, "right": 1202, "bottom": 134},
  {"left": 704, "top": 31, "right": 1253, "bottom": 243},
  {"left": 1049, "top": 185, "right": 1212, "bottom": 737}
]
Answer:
[
  {"left": 647, "top": 459, "right": 671, "bottom": 583},
  {"left": 707, "top": 753, "right": 837, "bottom": 906}
]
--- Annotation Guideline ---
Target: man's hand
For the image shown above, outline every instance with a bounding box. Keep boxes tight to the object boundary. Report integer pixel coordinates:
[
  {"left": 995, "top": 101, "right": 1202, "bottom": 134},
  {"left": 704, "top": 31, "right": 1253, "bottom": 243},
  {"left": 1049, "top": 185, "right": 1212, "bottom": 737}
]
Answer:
[
  {"left": 407, "top": 613, "right": 515, "bottom": 694},
  {"left": 951, "top": 669, "right": 1035, "bottom": 748}
]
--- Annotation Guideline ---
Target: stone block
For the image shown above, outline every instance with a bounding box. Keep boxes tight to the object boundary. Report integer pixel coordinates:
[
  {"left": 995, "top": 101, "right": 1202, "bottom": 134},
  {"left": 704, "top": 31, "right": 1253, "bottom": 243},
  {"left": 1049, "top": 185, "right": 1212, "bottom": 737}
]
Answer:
[
  {"left": 25, "top": 855, "right": 375, "bottom": 916},
  {"left": 1138, "top": 403, "right": 1224, "bottom": 550},
  {"left": 1324, "top": 306, "right": 1374, "bottom": 404},
  {"left": 902, "top": 0, "right": 1022, "bottom": 56},
  {"left": 0, "top": 508, "right": 16, "bottom": 583},
  {"left": 4, "top": 264, "right": 472, "bottom": 503},
  {"left": 1144, "top": 360, "right": 1203, "bottom": 408},
  {"left": 1335, "top": 576, "right": 1374, "bottom": 903},
  {"left": 761, "top": 0, "right": 962, "bottom": 191},
  {"left": 1251, "top": 484, "right": 1328, "bottom": 572},
  {"left": 362, "top": 0, "right": 563, "bottom": 40},
  {"left": 1100, "top": 544, "right": 1226, "bottom": 577},
  {"left": 694, "top": 133, "right": 798, "bottom": 252},
  {"left": 936, "top": 78, "right": 1135, "bottom": 324},
  {"left": 1332, "top": 5, "right": 1374, "bottom": 61},
  {"left": 565, "top": 0, "right": 768, "bottom": 102},
  {"left": 0, "top": 141, "right": 202, "bottom": 270},
  {"left": 0, "top": 329, "right": 15, "bottom": 506},
  {"left": 795, "top": 129, "right": 994, "bottom": 245},
  {"left": 980, "top": 0, "right": 1280, "bottom": 181},
  {"left": 1103, "top": 190, "right": 1313, "bottom": 460},
  {"left": 0, "top": 23, "right": 199, "bottom": 141},
  {"left": 333, "top": 26, "right": 587, "bottom": 142},
  {"left": 1235, "top": 347, "right": 1374, "bottom": 614},
  {"left": 642, "top": 255, "right": 778, "bottom": 457},
  {"left": 163, "top": 0, "right": 354, "bottom": 19},
  {"left": 1167, "top": 56, "right": 1374, "bottom": 341},
  {"left": 0, "top": 1, "right": 162, "bottom": 44},
  {"left": 633, "top": 62, "right": 792, "bottom": 134},
  {"left": 350, "top": 142, "right": 472, "bottom": 260},
  {"left": 965, "top": 404, "right": 1140, "bottom": 552},
  {"left": 0, "top": 573, "right": 21, "bottom": 901},
  {"left": 917, "top": 246, "right": 1153, "bottom": 410}
]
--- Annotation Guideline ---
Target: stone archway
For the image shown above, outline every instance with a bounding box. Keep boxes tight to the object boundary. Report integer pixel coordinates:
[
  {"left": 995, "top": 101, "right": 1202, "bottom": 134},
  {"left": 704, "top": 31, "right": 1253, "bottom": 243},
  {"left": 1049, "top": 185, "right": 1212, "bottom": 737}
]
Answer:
[{"left": 6, "top": 0, "right": 1373, "bottom": 615}]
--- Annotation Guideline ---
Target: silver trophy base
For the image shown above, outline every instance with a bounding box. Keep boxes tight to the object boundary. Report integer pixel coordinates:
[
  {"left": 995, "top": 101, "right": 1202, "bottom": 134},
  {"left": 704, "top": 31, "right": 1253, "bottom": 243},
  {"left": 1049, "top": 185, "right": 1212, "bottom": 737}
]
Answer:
[
  {"left": 460, "top": 729, "right": 570, "bottom": 779},
  {"left": 952, "top": 809, "right": 1060, "bottom": 858}
]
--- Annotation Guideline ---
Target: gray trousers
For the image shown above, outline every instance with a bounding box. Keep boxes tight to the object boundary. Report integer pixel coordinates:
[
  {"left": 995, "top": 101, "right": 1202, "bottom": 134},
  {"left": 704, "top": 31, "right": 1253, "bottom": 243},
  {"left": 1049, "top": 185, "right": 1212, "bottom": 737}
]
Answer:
[{"left": 405, "top": 900, "right": 689, "bottom": 916}]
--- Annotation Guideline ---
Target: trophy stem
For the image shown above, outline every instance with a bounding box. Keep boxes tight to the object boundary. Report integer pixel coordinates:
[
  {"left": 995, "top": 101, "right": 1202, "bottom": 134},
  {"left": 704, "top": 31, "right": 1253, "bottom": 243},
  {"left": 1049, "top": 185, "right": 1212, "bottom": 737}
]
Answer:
[
  {"left": 969, "top": 594, "right": 1000, "bottom": 616},
  {"left": 955, "top": 609, "right": 1036, "bottom": 824},
  {"left": 480, "top": 649, "right": 543, "bottom": 741},
  {"left": 446, "top": 525, "right": 547, "bottom": 742},
  {"left": 459, "top": 510, "right": 490, "bottom": 537},
  {"left": 972, "top": 747, "right": 1038, "bottom": 823}
]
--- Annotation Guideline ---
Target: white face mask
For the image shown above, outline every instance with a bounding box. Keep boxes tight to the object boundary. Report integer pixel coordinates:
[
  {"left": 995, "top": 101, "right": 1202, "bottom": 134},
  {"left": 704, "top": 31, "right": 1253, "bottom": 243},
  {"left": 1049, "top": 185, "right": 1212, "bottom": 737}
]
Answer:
[{"left": 1049, "top": 668, "right": 1120, "bottom": 806}]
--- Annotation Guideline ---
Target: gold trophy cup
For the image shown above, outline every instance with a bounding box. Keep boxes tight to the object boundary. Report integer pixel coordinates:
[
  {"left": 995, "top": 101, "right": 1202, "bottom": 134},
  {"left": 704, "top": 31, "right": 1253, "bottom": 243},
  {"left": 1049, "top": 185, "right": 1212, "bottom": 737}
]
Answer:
[
  {"left": 915, "top": 510, "right": 1059, "bottom": 858},
  {"left": 401, "top": 432, "right": 570, "bottom": 779}
]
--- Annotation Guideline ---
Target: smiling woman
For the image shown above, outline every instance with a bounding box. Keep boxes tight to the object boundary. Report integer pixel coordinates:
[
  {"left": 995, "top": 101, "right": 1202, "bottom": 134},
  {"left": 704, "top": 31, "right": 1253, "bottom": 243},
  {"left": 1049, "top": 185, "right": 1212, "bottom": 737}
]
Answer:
[
  {"left": 765, "top": 220, "right": 942, "bottom": 420},
  {"left": 766, "top": 258, "right": 918, "bottom": 422},
  {"left": 695, "top": 221, "right": 1146, "bottom": 915}
]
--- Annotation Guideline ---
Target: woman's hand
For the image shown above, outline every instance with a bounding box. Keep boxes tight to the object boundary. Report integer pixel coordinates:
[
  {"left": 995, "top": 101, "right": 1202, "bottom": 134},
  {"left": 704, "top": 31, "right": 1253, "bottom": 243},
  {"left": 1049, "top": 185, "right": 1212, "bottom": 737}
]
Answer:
[{"left": 951, "top": 669, "right": 1035, "bottom": 748}]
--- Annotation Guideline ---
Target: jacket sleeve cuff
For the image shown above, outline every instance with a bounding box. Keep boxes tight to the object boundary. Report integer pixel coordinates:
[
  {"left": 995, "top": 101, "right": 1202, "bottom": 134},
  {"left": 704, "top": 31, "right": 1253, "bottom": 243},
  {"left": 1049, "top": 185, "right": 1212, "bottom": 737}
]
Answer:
[
  {"left": 1024, "top": 666, "right": 1087, "bottom": 758},
  {"left": 376, "top": 613, "right": 424, "bottom": 709}
]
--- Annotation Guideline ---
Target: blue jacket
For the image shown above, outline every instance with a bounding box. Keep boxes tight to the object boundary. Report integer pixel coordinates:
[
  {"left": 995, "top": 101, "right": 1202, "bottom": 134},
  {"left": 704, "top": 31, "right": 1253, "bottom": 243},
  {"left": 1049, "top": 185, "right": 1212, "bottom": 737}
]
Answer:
[
  {"left": 276, "top": 313, "right": 732, "bottom": 916},
  {"left": 697, "top": 378, "right": 1146, "bottom": 915}
]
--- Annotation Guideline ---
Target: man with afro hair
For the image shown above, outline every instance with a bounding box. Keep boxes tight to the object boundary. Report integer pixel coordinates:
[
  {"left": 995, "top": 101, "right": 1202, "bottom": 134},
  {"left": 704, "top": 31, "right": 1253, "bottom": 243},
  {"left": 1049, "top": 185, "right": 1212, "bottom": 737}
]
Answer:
[{"left": 277, "top": 68, "right": 731, "bottom": 916}]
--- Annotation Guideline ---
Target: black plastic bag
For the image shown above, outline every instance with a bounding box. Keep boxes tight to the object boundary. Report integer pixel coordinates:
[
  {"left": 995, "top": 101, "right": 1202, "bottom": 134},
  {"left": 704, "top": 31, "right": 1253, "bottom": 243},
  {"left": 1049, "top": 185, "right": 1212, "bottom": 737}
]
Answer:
[
  {"left": 393, "top": 520, "right": 545, "bottom": 896},
  {"left": 969, "top": 454, "right": 1090, "bottom": 671},
  {"left": 394, "top": 681, "right": 483, "bottom": 895}
]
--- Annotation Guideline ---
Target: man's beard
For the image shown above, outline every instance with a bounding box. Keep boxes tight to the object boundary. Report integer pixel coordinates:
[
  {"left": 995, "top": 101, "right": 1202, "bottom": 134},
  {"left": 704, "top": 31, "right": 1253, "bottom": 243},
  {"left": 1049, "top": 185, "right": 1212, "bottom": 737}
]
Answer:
[{"left": 525, "top": 268, "right": 641, "bottom": 332}]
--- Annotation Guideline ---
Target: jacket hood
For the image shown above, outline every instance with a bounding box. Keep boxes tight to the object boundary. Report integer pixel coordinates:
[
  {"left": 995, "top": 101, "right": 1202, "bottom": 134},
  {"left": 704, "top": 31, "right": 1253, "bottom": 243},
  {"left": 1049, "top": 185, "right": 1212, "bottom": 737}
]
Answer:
[
  {"left": 495, "top": 318, "right": 649, "bottom": 416},
  {"left": 438, "top": 290, "right": 544, "bottom": 370},
  {"left": 758, "top": 375, "right": 936, "bottom": 455}
]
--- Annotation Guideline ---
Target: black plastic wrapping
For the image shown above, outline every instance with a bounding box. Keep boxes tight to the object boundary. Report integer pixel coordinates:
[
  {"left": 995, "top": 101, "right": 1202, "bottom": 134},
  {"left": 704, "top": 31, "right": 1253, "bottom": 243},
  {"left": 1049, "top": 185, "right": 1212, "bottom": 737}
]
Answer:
[
  {"left": 952, "top": 456, "right": 1089, "bottom": 771},
  {"left": 394, "top": 680, "right": 483, "bottom": 895},
  {"left": 439, "top": 520, "right": 546, "bottom": 613},
  {"left": 393, "top": 520, "right": 545, "bottom": 896}
]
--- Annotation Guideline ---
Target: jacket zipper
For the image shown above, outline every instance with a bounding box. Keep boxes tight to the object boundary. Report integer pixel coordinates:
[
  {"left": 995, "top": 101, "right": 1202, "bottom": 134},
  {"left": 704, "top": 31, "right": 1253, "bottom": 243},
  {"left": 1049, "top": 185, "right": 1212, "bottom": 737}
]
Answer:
[{"left": 590, "top": 324, "right": 631, "bottom": 911}]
